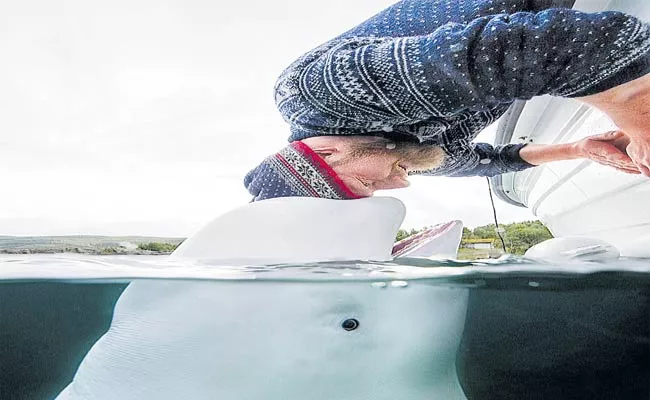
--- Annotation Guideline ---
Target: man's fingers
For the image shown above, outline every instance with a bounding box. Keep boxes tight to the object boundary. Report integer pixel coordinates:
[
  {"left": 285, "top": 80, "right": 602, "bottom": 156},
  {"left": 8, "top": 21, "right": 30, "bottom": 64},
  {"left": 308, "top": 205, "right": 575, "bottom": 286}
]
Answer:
[
  {"left": 608, "top": 165, "right": 642, "bottom": 174},
  {"left": 611, "top": 165, "right": 642, "bottom": 174},
  {"left": 601, "top": 163, "right": 639, "bottom": 174},
  {"left": 589, "top": 155, "right": 640, "bottom": 173},
  {"left": 624, "top": 140, "right": 650, "bottom": 177},
  {"left": 609, "top": 166, "right": 640, "bottom": 174},
  {"left": 582, "top": 133, "right": 650, "bottom": 176},
  {"left": 588, "top": 130, "right": 625, "bottom": 142},
  {"left": 638, "top": 164, "right": 650, "bottom": 177},
  {"left": 607, "top": 155, "right": 637, "bottom": 169},
  {"left": 590, "top": 150, "right": 637, "bottom": 169},
  {"left": 588, "top": 141, "right": 637, "bottom": 168}
]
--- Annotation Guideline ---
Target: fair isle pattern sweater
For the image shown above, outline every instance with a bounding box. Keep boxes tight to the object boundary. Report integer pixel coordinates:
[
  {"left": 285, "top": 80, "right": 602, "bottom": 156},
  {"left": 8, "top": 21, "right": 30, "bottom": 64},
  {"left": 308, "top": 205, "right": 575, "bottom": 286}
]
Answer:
[{"left": 274, "top": 0, "right": 650, "bottom": 177}]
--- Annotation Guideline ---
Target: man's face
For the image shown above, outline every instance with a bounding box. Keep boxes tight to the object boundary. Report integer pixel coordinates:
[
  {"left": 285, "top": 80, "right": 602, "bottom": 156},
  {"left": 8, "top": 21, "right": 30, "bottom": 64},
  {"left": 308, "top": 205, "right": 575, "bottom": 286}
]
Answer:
[{"left": 327, "top": 137, "right": 444, "bottom": 197}]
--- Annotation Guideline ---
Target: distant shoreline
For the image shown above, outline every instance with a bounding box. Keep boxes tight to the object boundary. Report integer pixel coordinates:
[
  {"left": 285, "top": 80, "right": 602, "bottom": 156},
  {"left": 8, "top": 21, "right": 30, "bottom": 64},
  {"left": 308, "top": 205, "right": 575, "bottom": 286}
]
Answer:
[
  {"left": 0, "top": 236, "right": 185, "bottom": 256},
  {"left": 0, "top": 249, "right": 173, "bottom": 255}
]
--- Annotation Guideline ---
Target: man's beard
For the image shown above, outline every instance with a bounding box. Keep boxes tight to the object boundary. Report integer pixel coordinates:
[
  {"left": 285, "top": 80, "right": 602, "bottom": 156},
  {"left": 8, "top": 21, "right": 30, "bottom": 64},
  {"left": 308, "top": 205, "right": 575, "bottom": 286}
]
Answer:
[{"left": 345, "top": 138, "right": 445, "bottom": 173}]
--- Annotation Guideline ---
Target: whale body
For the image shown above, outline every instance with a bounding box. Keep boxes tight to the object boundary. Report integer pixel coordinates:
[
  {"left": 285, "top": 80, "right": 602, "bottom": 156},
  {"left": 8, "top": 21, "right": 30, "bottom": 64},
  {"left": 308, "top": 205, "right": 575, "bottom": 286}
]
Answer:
[{"left": 57, "top": 197, "right": 468, "bottom": 400}]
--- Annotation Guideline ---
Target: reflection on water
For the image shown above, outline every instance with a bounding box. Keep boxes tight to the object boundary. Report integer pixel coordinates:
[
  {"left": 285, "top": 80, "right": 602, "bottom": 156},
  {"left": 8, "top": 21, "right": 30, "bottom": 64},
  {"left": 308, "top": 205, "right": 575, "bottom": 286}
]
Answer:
[{"left": 1, "top": 255, "right": 649, "bottom": 400}]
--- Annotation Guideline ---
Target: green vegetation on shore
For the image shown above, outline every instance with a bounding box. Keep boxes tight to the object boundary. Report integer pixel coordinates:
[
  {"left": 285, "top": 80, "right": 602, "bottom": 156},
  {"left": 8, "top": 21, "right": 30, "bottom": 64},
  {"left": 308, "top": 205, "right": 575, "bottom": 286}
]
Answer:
[
  {"left": 0, "top": 236, "right": 184, "bottom": 255},
  {"left": 137, "top": 242, "right": 180, "bottom": 252},
  {"left": 396, "top": 220, "right": 553, "bottom": 259},
  {"left": 461, "top": 221, "right": 553, "bottom": 255}
]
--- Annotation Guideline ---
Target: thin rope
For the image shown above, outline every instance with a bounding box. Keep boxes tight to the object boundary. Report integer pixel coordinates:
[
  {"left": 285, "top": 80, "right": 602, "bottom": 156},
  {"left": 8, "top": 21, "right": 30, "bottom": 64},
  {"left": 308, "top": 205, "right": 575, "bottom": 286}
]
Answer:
[{"left": 486, "top": 177, "right": 507, "bottom": 253}]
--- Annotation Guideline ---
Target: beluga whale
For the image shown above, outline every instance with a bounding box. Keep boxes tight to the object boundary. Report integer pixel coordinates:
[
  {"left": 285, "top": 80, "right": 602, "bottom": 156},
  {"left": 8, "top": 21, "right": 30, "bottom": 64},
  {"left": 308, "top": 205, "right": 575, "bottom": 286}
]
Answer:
[{"left": 56, "top": 197, "right": 469, "bottom": 400}]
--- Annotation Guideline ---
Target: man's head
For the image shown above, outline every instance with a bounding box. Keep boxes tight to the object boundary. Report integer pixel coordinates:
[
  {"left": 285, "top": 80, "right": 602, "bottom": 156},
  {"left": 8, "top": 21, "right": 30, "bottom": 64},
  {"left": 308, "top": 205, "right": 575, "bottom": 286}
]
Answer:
[
  {"left": 302, "top": 136, "right": 444, "bottom": 197},
  {"left": 244, "top": 136, "right": 444, "bottom": 201}
]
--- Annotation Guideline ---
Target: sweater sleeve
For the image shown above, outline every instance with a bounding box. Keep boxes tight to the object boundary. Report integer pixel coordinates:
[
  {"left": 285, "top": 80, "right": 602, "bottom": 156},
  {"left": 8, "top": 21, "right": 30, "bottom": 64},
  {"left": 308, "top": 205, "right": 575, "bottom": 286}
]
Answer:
[
  {"left": 418, "top": 140, "right": 534, "bottom": 177},
  {"left": 276, "top": 8, "right": 650, "bottom": 134}
]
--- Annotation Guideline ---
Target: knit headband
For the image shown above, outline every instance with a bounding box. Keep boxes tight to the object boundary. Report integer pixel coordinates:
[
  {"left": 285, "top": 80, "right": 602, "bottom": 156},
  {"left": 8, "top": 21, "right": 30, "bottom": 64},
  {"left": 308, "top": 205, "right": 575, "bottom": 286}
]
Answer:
[{"left": 244, "top": 141, "right": 363, "bottom": 202}]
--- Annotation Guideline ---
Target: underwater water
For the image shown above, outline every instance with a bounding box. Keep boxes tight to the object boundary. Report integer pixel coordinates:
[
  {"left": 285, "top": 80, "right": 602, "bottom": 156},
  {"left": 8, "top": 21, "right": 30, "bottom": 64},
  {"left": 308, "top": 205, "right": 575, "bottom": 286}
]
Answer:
[{"left": 1, "top": 254, "right": 649, "bottom": 400}]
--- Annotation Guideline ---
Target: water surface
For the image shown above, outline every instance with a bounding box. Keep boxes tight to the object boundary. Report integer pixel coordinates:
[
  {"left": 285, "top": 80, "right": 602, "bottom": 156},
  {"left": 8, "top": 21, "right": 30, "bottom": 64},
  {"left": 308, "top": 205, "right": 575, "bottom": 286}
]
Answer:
[{"left": 1, "top": 255, "right": 649, "bottom": 400}]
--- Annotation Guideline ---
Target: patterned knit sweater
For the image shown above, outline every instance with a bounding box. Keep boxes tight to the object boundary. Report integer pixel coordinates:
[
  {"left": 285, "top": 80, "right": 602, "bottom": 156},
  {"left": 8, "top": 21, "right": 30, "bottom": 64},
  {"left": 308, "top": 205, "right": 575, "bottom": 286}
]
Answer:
[{"left": 274, "top": 0, "right": 650, "bottom": 177}]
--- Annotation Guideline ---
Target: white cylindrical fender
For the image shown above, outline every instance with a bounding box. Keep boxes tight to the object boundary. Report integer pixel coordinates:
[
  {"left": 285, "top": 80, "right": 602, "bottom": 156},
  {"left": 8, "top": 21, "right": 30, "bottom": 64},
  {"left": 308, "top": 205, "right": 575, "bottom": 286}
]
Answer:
[{"left": 525, "top": 236, "right": 620, "bottom": 262}]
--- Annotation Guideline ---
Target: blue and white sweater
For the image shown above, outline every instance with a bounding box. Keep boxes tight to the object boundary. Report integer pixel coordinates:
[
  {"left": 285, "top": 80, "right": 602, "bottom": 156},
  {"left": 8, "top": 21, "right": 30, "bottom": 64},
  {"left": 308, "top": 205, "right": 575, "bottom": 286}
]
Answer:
[{"left": 274, "top": 0, "right": 650, "bottom": 177}]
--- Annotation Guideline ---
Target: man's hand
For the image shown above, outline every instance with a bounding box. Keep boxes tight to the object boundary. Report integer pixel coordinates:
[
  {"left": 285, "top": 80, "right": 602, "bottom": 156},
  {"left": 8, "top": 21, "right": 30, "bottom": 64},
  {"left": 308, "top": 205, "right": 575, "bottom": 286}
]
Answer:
[
  {"left": 518, "top": 130, "right": 639, "bottom": 175},
  {"left": 576, "top": 73, "right": 650, "bottom": 176},
  {"left": 575, "top": 131, "right": 640, "bottom": 174},
  {"left": 624, "top": 139, "right": 650, "bottom": 176}
]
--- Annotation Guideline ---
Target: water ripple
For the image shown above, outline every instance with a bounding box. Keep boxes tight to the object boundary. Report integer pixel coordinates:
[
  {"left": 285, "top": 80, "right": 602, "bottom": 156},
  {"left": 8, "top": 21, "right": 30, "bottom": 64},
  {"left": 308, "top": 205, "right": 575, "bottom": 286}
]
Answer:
[{"left": 0, "top": 254, "right": 649, "bottom": 290}]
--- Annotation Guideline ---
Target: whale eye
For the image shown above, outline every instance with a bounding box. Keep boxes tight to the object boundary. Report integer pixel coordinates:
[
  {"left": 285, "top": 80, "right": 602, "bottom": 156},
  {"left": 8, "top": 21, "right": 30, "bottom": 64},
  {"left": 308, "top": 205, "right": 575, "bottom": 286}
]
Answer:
[{"left": 341, "top": 318, "right": 360, "bottom": 331}]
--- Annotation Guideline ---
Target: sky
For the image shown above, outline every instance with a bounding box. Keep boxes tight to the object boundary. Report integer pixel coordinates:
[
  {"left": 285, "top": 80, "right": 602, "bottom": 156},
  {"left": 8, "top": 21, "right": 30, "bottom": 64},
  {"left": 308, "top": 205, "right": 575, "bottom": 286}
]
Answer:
[{"left": 0, "top": 0, "right": 536, "bottom": 237}]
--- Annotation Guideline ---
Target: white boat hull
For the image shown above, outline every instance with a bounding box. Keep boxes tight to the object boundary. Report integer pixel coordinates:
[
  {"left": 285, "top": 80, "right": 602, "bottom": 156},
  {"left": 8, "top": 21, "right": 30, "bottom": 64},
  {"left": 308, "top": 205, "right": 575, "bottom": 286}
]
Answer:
[{"left": 495, "top": 0, "right": 650, "bottom": 257}]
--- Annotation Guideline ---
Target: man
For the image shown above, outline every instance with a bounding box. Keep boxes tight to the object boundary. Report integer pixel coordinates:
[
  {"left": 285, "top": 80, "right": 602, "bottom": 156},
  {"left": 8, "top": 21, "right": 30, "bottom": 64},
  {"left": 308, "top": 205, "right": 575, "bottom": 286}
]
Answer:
[{"left": 245, "top": 0, "right": 650, "bottom": 201}]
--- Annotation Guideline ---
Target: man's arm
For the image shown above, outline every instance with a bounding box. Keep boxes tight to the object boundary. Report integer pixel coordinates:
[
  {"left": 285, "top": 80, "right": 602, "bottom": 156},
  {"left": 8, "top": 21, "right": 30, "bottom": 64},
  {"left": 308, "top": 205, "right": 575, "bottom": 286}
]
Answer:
[
  {"left": 519, "top": 131, "right": 640, "bottom": 174},
  {"left": 576, "top": 73, "right": 650, "bottom": 175},
  {"left": 277, "top": 8, "right": 650, "bottom": 135},
  {"left": 424, "top": 131, "right": 639, "bottom": 177}
]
